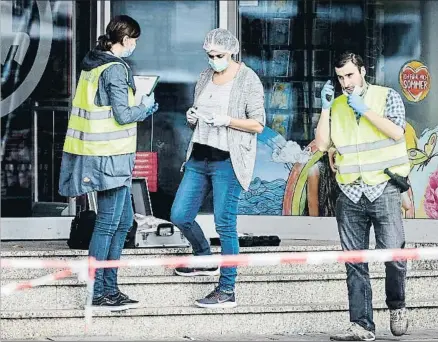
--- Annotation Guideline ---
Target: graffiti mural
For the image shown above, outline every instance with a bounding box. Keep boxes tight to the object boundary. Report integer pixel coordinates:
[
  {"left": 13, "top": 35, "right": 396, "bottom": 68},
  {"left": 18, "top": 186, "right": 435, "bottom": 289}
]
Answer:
[
  {"left": 408, "top": 126, "right": 438, "bottom": 218},
  {"left": 238, "top": 127, "right": 289, "bottom": 216},
  {"left": 238, "top": 123, "right": 438, "bottom": 219}
]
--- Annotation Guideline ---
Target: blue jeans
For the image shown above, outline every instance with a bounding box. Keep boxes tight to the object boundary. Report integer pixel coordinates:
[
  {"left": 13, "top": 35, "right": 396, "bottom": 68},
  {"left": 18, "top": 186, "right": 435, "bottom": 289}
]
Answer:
[
  {"left": 335, "top": 183, "right": 407, "bottom": 333},
  {"left": 170, "top": 157, "right": 242, "bottom": 292},
  {"left": 88, "top": 186, "right": 134, "bottom": 298}
]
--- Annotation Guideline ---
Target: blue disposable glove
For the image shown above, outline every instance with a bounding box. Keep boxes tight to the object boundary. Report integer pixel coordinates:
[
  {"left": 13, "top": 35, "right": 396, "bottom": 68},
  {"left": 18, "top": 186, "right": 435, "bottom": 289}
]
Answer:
[
  {"left": 141, "top": 92, "right": 156, "bottom": 111},
  {"left": 321, "top": 80, "right": 335, "bottom": 110},
  {"left": 347, "top": 94, "right": 369, "bottom": 118}
]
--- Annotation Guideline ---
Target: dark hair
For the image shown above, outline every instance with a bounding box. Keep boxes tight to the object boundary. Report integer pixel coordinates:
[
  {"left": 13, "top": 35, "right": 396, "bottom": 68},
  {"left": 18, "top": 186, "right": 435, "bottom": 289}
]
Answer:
[
  {"left": 334, "top": 51, "right": 364, "bottom": 71},
  {"left": 96, "top": 15, "right": 141, "bottom": 51}
]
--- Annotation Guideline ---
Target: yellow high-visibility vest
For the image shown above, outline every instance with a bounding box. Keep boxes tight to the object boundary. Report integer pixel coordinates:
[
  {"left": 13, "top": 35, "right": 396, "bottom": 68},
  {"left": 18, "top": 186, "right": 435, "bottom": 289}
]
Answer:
[
  {"left": 63, "top": 62, "right": 137, "bottom": 156},
  {"left": 331, "top": 84, "right": 410, "bottom": 185}
]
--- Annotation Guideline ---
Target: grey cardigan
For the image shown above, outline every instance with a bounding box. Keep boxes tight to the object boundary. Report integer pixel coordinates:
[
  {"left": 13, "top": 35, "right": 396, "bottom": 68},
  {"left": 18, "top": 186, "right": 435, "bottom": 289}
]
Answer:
[{"left": 185, "top": 63, "right": 266, "bottom": 190}]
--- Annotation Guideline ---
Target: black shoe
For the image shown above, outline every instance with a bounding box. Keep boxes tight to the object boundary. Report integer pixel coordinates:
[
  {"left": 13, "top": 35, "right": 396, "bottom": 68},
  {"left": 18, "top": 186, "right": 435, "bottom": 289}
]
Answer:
[
  {"left": 175, "top": 267, "right": 220, "bottom": 277},
  {"left": 89, "top": 295, "right": 127, "bottom": 312},
  {"left": 195, "top": 287, "right": 237, "bottom": 309},
  {"left": 108, "top": 291, "right": 140, "bottom": 309}
]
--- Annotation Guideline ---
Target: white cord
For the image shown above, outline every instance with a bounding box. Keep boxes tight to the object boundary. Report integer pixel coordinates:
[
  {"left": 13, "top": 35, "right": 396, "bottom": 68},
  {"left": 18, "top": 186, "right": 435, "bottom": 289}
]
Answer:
[{"left": 150, "top": 110, "right": 153, "bottom": 152}]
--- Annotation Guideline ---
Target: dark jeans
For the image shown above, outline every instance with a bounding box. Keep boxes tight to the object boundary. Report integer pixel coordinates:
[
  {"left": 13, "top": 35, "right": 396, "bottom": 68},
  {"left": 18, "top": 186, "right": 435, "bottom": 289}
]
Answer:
[
  {"left": 335, "top": 183, "right": 407, "bottom": 332},
  {"left": 170, "top": 156, "right": 242, "bottom": 292},
  {"left": 88, "top": 186, "right": 133, "bottom": 298}
]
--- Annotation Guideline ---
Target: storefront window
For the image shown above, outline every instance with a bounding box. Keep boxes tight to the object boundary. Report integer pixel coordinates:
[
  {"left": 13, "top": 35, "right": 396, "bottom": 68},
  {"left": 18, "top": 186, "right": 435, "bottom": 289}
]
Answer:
[
  {"left": 236, "top": 0, "right": 438, "bottom": 219},
  {"left": 2, "top": 0, "right": 437, "bottom": 224},
  {"left": 239, "top": 0, "right": 367, "bottom": 146}
]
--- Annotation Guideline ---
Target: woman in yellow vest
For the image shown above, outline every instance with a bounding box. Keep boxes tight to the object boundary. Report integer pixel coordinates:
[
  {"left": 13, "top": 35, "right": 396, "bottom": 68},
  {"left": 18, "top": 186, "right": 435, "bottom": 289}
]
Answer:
[{"left": 59, "top": 15, "right": 158, "bottom": 311}]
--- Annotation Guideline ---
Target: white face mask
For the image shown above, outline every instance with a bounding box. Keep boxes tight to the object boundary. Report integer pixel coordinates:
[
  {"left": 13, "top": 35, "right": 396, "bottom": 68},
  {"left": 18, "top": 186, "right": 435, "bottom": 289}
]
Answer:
[
  {"left": 343, "top": 85, "right": 365, "bottom": 96},
  {"left": 120, "top": 38, "right": 136, "bottom": 58},
  {"left": 208, "top": 56, "right": 229, "bottom": 72}
]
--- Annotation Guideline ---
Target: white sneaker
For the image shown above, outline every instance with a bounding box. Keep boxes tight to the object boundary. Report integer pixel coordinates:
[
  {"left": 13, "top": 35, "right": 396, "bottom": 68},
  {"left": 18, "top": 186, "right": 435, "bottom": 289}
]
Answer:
[{"left": 390, "top": 308, "right": 409, "bottom": 336}]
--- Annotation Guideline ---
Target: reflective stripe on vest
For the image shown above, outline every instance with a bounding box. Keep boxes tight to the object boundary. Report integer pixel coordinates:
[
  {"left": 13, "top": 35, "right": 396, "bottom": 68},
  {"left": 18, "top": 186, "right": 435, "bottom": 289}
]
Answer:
[
  {"left": 71, "top": 107, "right": 113, "bottom": 120},
  {"left": 337, "top": 155, "right": 410, "bottom": 174},
  {"left": 66, "top": 127, "right": 137, "bottom": 141},
  {"left": 63, "top": 136, "right": 136, "bottom": 156},
  {"left": 67, "top": 114, "right": 135, "bottom": 134},
  {"left": 337, "top": 137, "right": 406, "bottom": 155}
]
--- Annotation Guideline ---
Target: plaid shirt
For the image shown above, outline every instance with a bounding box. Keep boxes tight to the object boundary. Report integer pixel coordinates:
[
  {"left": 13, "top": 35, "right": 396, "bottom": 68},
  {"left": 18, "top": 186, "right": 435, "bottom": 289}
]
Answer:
[{"left": 337, "top": 88, "right": 406, "bottom": 203}]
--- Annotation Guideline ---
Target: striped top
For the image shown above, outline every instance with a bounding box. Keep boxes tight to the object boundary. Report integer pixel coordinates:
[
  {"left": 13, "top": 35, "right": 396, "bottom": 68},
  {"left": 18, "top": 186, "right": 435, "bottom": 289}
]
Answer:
[{"left": 191, "top": 78, "right": 234, "bottom": 151}]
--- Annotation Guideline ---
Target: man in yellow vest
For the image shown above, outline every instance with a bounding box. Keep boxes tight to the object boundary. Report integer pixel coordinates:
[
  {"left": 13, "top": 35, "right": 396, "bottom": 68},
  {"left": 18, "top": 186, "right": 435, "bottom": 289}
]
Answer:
[{"left": 315, "top": 52, "right": 410, "bottom": 341}]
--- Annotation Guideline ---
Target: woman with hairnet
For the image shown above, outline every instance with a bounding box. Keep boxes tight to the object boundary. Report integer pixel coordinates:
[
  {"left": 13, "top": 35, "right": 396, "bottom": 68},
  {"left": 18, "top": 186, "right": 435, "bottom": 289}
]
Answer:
[{"left": 170, "top": 28, "right": 266, "bottom": 308}]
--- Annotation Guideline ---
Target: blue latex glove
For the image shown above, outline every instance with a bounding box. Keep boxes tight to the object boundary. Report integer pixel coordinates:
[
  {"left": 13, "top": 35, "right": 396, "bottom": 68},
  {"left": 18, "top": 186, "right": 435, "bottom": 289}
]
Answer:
[
  {"left": 146, "top": 102, "right": 159, "bottom": 116},
  {"left": 141, "top": 92, "right": 156, "bottom": 111},
  {"left": 321, "top": 80, "right": 335, "bottom": 110},
  {"left": 186, "top": 107, "right": 198, "bottom": 125},
  {"left": 347, "top": 94, "right": 369, "bottom": 118}
]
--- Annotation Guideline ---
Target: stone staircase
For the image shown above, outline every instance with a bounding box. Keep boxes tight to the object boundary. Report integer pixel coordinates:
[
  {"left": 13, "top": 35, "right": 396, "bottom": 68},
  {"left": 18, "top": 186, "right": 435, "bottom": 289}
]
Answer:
[{"left": 1, "top": 241, "right": 438, "bottom": 340}]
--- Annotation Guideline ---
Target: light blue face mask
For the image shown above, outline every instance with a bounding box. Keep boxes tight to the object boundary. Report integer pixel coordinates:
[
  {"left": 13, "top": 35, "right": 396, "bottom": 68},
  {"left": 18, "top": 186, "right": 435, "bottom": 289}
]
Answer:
[
  {"left": 121, "top": 43, "right": 136, "bottom": 58},
  {"left": 208, "top": 56, "right": 229, "bottom": 72}
]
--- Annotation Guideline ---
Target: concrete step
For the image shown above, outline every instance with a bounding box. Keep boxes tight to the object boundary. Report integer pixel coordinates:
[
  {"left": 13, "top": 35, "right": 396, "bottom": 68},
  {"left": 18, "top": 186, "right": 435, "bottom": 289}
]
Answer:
[
  {"left": 1, "top": 300, "right": 437, "bottom": 340},
  {"left": 2, "top": 243, "right": 438, "bottom": 280},
  {"left": 2, "top": 270, "right": 438, "bottom": 310},
  {"left": 1, "top": 242, "right": 344, "bottom": 258}
]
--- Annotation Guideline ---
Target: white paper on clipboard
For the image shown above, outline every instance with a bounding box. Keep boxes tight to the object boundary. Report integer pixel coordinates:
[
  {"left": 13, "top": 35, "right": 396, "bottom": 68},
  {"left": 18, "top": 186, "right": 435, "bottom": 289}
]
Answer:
[
  {"left": 240, "top": 0, "right": 258, "bottom": 6},
  {"left": 134, "top": 75, "right": 160, "bottom": 105}
]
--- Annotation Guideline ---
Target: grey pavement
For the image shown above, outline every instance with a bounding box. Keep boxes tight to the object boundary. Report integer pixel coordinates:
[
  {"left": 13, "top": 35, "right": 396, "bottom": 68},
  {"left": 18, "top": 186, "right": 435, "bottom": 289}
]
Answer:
[{"left": 6, "top": 330, "right": 438, "bottom": 341}]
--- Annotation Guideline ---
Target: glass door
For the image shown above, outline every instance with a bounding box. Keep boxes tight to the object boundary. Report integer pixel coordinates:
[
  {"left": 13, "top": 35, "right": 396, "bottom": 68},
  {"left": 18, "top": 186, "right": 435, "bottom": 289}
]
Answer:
[
  {"left": 111, "top": 0, "right": 218, "bottom": 218},
  {"left": 1, "top": 0, "right": 95, "bottom": 218}
]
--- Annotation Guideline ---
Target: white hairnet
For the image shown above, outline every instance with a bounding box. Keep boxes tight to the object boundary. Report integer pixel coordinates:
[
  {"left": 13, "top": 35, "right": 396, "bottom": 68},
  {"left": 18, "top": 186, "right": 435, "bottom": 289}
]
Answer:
[{"left": 203, "top": 28, "right": 240, "bottom": 55}]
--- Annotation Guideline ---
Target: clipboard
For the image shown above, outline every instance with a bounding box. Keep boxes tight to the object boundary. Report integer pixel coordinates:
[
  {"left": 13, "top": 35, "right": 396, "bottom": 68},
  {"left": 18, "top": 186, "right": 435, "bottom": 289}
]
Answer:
[{"left": 134, "top": 75, "right": 160, "bottom": 104}]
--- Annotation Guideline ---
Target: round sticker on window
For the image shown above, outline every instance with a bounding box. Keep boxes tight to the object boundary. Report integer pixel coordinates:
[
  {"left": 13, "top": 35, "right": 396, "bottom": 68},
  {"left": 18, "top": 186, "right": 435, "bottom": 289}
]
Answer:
[{"left": 399, "top": 60, "right": 431, "bottom": 103}]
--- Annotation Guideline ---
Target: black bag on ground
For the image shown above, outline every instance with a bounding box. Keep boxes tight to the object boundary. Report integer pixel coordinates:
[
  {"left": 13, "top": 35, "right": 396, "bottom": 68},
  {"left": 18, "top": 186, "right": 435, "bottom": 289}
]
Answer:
[
  {"left": 210, "top": 235, "right": 281, "bottom": 247},
  {"left": 67, "top": 210, "right": 96, "bottom": 250},
  {"left": 67, "top": 192, "right": 140, "bottom": 250}
]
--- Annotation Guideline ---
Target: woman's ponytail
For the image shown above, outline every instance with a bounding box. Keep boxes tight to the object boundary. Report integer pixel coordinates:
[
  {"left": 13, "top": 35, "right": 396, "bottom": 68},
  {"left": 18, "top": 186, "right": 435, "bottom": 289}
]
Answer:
[{"left": 96, "top": 33, "right": 113, "bottom": 51}]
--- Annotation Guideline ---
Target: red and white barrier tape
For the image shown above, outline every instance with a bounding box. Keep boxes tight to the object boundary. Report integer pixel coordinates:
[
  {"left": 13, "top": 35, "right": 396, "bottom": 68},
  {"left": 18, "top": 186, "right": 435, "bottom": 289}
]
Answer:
[
  {"left": 1, "top": 269, "right": 73, "bottom": 296},
  {"left": 2, "top": 247, "right": 438, "bottom": 334},
  {"left": 0, "top": 263, "right": 93, "bottom": 332},
  {"left": 2, "top": 247, "right": 438, "bottom": 270}
]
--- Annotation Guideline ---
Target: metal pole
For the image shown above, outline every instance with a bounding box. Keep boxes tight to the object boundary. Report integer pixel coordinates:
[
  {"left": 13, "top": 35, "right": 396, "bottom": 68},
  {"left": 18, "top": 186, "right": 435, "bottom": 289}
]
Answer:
[{"left": 33, "top": 104, "right": 39, "bottom": 203}]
